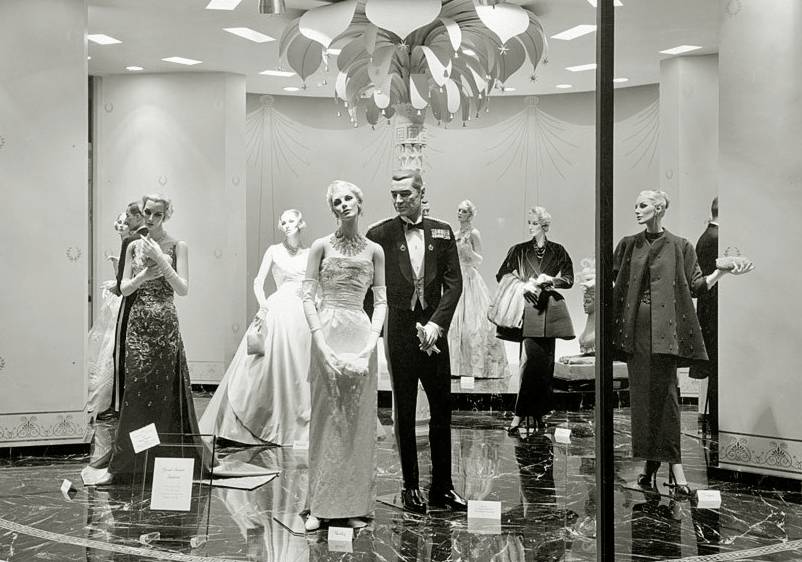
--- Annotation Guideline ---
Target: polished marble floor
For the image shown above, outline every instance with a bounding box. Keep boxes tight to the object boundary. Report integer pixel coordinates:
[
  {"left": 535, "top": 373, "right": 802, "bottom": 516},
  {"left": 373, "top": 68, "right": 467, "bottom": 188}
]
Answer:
[{"left": 1, "top": 402, "right": 801, "bottom": 561}]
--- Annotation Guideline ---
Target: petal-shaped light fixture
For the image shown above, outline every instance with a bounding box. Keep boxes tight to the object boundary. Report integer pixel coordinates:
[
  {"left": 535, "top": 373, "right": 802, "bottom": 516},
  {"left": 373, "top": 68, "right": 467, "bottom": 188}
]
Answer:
[
  {"left": 365, "top": 0, "right": 441, "bottom": 40},
  {"left": 299, "top": 0, "right": 357, "bottom": 49}
]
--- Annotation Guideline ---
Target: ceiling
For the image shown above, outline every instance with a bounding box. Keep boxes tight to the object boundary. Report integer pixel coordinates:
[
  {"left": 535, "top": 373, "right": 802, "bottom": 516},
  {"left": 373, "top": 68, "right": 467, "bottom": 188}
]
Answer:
[{"left": 87, "top": 0, "right": 719, "bottom": 96}]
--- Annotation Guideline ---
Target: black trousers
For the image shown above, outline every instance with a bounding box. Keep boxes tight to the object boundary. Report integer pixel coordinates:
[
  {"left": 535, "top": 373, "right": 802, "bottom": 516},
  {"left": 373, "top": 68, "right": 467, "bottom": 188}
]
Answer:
[
  {"left": 514, "top": 337, "right": 556, "bottom": 418},
  {"left": 386, "top": 305, "right": 453, "bottom": 493}
]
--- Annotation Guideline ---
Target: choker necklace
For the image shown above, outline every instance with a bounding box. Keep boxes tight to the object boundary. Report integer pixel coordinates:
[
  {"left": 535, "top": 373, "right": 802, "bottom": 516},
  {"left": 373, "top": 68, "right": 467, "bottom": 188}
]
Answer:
[
  {"left": 330, "top": 228, "right": 367, "bottom": 257},
  {"left": 283, "top": 239, "right": 302, "bottom": 256}
]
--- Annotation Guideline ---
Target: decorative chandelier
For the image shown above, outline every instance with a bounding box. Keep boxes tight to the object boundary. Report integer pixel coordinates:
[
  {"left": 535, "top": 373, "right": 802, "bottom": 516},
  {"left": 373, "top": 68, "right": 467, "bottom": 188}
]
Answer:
[{"left": 278, "top": 0, "right": 547, "bottom": 127}]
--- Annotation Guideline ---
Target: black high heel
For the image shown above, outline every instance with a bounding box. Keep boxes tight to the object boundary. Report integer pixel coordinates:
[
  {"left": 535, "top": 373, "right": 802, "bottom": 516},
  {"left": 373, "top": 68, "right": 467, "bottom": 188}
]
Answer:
[
  {"left": 664, "top": 472, "right": 694, "bottom": 500},
  {"left": 636, "top": 460, "right": 660, "bottom": 492},
  {"left": 507, "top": 416, "right": 531, "bottom": 436}
]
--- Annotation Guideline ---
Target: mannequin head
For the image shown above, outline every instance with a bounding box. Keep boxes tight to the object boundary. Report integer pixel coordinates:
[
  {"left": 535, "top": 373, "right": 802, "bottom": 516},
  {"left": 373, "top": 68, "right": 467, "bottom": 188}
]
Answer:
[
  {"left": 124, "top": 200, "right": 144, "bottom": 232},
  {"left": 141, "top": 194, "right": 173, "bottom": 237},
  {"left": 457, "top": 200, "right": 477, "bottom": 224},
  {"left": 327, "top": 180, "right": 363, "bottom": 221},
  {"left": 114, "top": 212, "right": 129, "bottom": 239},
  {"left": 528, "top": 206, "right": 552, "bottom": 238},
  {"left": 391, "top": 169, "right": 424, "bottom": 220},
  {"left": 635, "top": 189, "right": 669, "bottom": 230},
  {"left": 278, "top": 209, "right": 305, "bottom": 238}
]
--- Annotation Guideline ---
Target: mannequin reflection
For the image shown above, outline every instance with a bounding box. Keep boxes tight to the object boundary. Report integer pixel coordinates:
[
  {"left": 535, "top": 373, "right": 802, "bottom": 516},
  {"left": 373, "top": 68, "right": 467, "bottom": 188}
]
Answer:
[
  {"left": 302, "top": 180, "right": 387, "bottom": 531},
  {"left": 613, "top": 190, "right": 752, "bottom": 497},
  {"left": 199, "top": 209, "right": 311, "bottom": 446},
  {"left": 448, "top": 200, "right": 509, "bottom": 379}
]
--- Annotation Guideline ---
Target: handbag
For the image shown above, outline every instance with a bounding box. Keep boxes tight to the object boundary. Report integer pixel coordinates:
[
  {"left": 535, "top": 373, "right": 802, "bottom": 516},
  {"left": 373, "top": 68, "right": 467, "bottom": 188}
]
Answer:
[
  {"left": 488, "top": 273, "right": 526, "bottom": 341},
  {"left": 246, "top": 315, "right": 266, "bottom": 356}
]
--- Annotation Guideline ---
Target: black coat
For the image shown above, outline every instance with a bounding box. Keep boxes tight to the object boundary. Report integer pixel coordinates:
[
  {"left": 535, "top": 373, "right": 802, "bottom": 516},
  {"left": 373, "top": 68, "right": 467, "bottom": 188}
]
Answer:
[{"left": 613, "top": 230, "right": 710, "bottom": 363}]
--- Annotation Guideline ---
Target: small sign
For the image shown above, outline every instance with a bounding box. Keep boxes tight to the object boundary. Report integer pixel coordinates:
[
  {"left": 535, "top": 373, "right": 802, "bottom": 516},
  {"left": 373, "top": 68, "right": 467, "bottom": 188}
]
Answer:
[
  {"left": 150, "top": 457, "right": 194, "bottom": 511},
  {"left": 460, "top": 376, "right": 475, "bottom": 389},
  {"left": 696, "top": 489, "right": 722, "bottom": 509},
  {"left": 328, "top": 526, "right": 354, "bottom": 542},
  {"left": 554, "top": 427, "right": 572, "bottom": 444},
  {"left": 129, "top": 423, "right": 160, "bottom": 454},
  {"left": 328, "top": 526, "right": 354, "bottom": 552},
  {"left": 60, "top": 479, "right": 76, "bottom": 501},
  {"left": 292, "top": 440, "right": 309, "bottom": 450},
  {"left": 467, "top": 500, "right": 502, "bottom": 521}
]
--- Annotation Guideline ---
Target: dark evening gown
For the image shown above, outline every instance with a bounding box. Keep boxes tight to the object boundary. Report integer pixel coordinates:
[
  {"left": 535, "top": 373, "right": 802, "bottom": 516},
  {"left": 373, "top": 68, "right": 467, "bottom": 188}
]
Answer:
[{"left": 107, "top": 240, "right": 203, "bottom": 477}]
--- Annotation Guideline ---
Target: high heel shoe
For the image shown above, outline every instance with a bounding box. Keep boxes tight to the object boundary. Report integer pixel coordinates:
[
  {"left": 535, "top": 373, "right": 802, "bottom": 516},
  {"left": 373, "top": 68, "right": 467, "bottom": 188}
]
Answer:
[
  {"left": 304, "top": 515, "right": 321, "bottom": 531},
  {"left": 507, "top": 416, "right": 528, "bottom": 436},
  {"left": 636, "top": 472, "right": 657, "bottom": 492},
  {"left": 664, "top": 473, "right": 694, "bottom": 500}
]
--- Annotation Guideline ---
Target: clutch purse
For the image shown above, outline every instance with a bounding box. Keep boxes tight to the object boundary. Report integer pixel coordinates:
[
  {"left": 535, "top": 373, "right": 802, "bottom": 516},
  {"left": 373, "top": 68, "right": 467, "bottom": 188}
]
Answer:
[{"left": 246, "top": 315, "right": 266, "bottom": 356}]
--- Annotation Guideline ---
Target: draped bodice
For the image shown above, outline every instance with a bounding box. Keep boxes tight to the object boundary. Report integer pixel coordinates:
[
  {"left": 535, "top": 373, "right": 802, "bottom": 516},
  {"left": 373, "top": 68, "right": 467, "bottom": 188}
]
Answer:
[
  {"left": 272, "top": 246, "right": 309, "bottom": 293},
  {"left": 456, "top": 230, "right": 482, "bottom": 269},
  {"left": 319, "top": 257, "right": 373, "bottom": 310},
  {"left": 130, "top": 239, "right": 177, "bottom": 301}
]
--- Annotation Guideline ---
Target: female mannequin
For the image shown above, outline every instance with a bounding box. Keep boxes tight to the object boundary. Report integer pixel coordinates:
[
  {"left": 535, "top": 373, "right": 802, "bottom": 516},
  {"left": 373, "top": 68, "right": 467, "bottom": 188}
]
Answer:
[
  {"left": 302, "top": 180, "right": 387, "bottom": 531},
  {"left": 448, "top": 200, "right": 509, "bottom": 379},
  {"left": 614, "top": 190, "right": 752, "bottom": 496},
  {"left": 200, "top": 209, "right": 312, "bottom": 446}
]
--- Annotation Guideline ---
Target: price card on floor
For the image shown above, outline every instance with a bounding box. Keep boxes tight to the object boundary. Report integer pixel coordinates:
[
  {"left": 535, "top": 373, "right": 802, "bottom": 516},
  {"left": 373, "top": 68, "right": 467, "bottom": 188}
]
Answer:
[
  {"left": 292, "top": 440, "right": 309, "bottom": 450},
  {"left": 696, "top": 489, "right": 722, "bottom": 509},
  {"left": 328, "top": 527, "right": 354, "bottom": 553},
  {"left": 129, "top": 423, "right": 160, "bottom": 453},
  {"left": 554, "top": 427, "right": 572, "bottom": 444},
  {"left": 460, "top": 376, "right": 475, "bottom": 389},
  {"left": 467, "top": 500, "right": 502, "bottom": 521},
  {"left": 60, "top": 479, "right": 76, "bottom": 501},
  {"left": 150, "top": 457, "right": 194, "bottom": 511}
]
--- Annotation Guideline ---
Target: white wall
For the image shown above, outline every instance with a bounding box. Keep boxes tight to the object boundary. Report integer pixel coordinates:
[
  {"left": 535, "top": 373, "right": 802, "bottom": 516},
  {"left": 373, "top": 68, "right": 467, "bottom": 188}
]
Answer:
[
  {"left": 246, "top": 86, "right": 661, "bottom": 359},
  {"left": 94, "top": 72, "right": 246, "bottom": 384},
  {"left": 718, "top": 0, "right": 802, "bottom": 480},
  {"left": 0, "top": 0, "right": 89, "bottom": 445}
]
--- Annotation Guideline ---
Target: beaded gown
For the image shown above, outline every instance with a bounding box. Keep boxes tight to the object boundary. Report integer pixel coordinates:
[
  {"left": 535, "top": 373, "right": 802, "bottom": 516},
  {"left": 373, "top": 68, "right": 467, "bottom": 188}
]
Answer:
[
  {"left": 448, "top": 228, "right": 509, "bottom": 378},
  {"left": 107, "top": 240, "right": 202, "bottom": 477},
  {"left": 305, "top": 257, "right": 378, "bottom": 519},
  {"left": 199, "top": 244, "right": 311, "bottom": 446}
]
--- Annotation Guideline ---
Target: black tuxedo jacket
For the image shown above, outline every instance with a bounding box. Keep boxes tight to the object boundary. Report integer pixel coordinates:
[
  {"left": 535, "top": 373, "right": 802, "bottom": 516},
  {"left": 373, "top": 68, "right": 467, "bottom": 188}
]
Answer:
[{"left": 366, "top": 216, "right": 462, "bottom": 330}]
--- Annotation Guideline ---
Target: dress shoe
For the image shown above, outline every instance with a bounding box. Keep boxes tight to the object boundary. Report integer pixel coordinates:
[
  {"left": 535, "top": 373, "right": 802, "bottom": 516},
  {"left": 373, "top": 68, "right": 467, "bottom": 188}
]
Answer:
[
  {"left": 428, "top": 489, "right": 468, "bottom": 512},
  {"left": 401, "top": 488, "right": 427, "bottom": 514},
  {"left": 304, "top": 515, "right": 321, "bottom": 531}
]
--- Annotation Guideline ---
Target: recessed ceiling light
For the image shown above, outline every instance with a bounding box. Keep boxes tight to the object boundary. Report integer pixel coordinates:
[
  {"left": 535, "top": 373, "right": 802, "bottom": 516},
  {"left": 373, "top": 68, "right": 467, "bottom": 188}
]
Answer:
[
  {"left": 87, "top": 34, "right": 122, "bottom": 45},
  {"left": 551, "top": 25, "right": 596, "bottom": 41},
  {"left": 613, "top": 77, "right": 629, "bottom": 83},
  {"left": 326, "top": 48, "right": 342, "bottom": 55},
  {"left": 659, "top": 45, "right": 702, "bottom": 55},
  {"left": 223, "top": 27, "right": 275, "bottom": 43},
  {"left": 586, "top": 0, "right": 623, "bottom": 6},
  {"left": 283, "top": 86, "right": 300, "bottom": 92},
  {"left": 462, "top": 48, "right": 477, "bottom": 56},
  {"left": 162, "top": 57, "right": 203, "bottom": 66},
  {"left": 502, "top": 87, "right": 516, "bottom": 92},
  {"left": 260, "top": 69, "right": 296, "bottom": 77},
  {"left": 556, "top": 84, "right": 573, "bottom": 89},
  {"left": 126, "top": 66, "right": 144, "bottom": 71},
  {"left": 206, "top": 0, "right": 242, "bottom": 9},
  {"left": 566, "top": 63, "right": 597, "bottom": 72},
  {"left": 87, "top": 56, "right": 92, "bottom": 60}
]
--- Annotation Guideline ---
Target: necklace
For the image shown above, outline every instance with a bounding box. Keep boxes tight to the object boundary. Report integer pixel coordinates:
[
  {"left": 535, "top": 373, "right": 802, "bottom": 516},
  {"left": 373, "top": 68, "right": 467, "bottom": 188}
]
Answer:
[
  {"left": 330, "top": 228, "right": 367, "bottom": 257},
  {"left": 534, "top": 240, "right": 546, "bottom": 259},
  {"left": 283, "top": 239, "right": 302, "bottom": 256},
  {"left": 458, "top": 223, "right": 472, "bottom": 241}
]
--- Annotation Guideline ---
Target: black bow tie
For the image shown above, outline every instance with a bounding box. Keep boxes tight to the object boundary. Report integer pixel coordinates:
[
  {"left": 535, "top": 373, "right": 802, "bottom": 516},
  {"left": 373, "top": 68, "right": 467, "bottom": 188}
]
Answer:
[{"left": 404, "top": 221, "right": 424, "bottom": 230}]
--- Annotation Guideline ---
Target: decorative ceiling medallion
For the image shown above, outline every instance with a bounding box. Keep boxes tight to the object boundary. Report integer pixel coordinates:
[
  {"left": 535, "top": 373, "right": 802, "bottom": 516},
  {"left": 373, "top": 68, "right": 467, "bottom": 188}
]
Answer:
[{"left": 65, "top": 247, "right": 82, "bottom": 262}]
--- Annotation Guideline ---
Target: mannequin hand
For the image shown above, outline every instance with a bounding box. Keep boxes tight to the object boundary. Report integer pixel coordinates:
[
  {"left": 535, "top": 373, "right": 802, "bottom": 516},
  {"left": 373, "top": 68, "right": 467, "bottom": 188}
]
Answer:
[
  {"left": 419, "top": 322, "right": 441, "bottom": 349},
  {"left": 255, "top": 307, "right": 268, "bottom": 321},
  {"left": 107, "top": 255, "right": 119, "bottom": 266},
  {"left": 730, "top": 259, "right": 754, "bottom": 275},
  {"left": 535, "top": 273, "right": 554, "bottom": 288},
  {"left": 318, "top": 343, "right": 342, "bottom": 378},
  {"left": 140, "top": 265, "right": 164, "bottom": 282},
  {"left": 141, "top": 237, "right": 170, "bottom": 265},
  {"left": 523, "top": 279, "right": 539, "bottom": 295}
]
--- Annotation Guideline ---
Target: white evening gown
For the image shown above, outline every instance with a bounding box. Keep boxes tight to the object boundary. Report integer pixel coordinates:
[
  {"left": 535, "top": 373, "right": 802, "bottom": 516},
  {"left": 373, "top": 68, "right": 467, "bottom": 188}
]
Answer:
[
  {"left": 86, "top": 285, "right": 122, "bottom": 420},
  {"left": 199, "top": 244, "right": 312, "bottom": 446},
  {"left": 306, "top": 257, "right": 378, "bottom": 519},
  {"left": 448, "top": 230, "right": 510, "bottom": 378}
]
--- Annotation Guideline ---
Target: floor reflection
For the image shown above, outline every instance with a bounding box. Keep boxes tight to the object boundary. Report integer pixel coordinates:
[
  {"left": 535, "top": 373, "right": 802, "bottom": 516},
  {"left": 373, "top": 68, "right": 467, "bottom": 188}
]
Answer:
[{"left": 0, "top": 407, "right": 800, "bottom": 561}]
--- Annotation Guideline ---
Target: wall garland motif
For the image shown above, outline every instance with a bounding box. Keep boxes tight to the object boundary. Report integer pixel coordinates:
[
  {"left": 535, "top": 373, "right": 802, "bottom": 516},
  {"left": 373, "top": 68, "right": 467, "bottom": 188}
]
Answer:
[
  {"left": 0, "top": 415, "right": 84, "bottom": 441},
  {"left": 721, "top": 434, "right": 802, "bottom": 474},
  {"left": 619, "top": 97, "right": 660, "bottom": 170}
]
